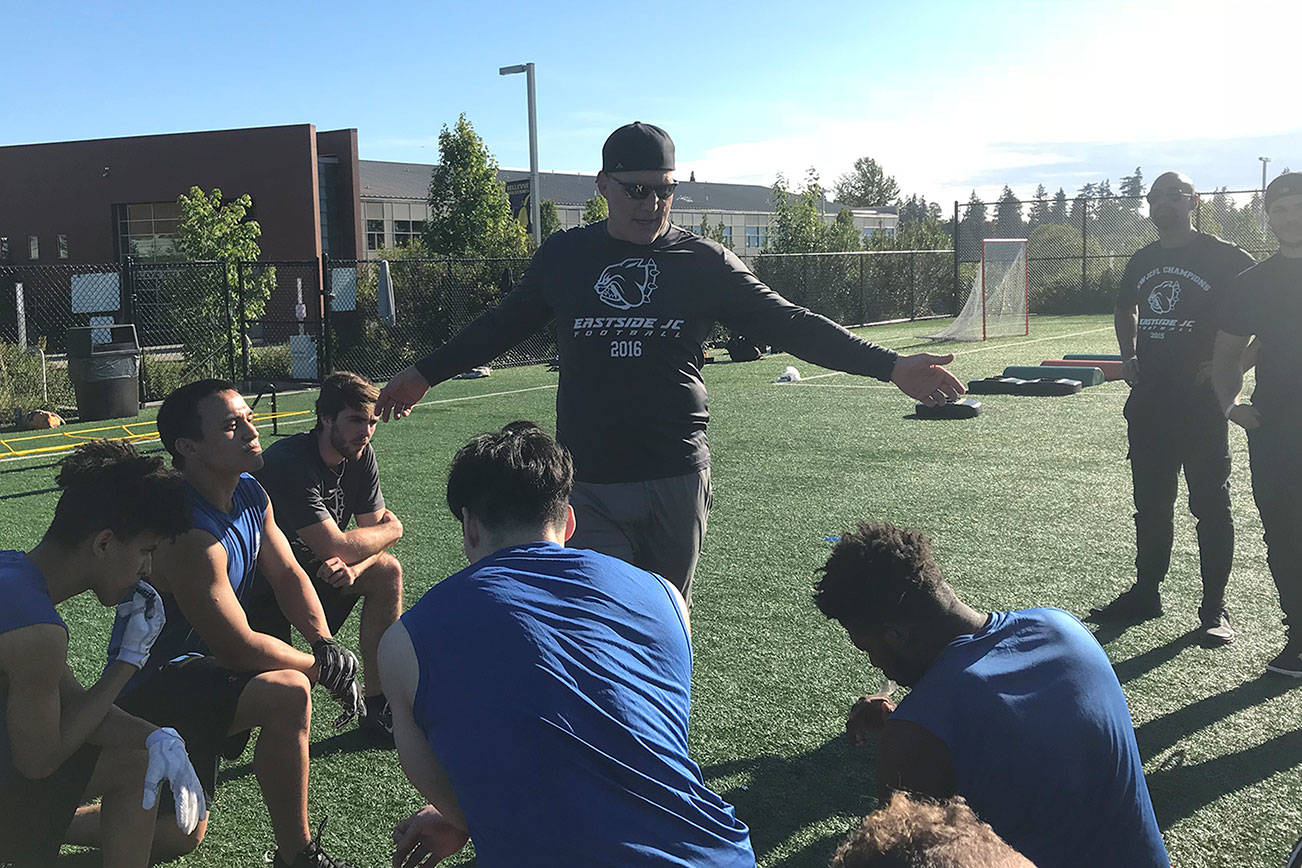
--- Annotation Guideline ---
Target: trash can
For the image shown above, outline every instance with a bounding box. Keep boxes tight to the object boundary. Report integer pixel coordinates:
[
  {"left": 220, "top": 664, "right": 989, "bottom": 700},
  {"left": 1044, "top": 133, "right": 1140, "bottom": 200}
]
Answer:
[{"left": 66, "top": 324, "right": 141, "bottom": 421}]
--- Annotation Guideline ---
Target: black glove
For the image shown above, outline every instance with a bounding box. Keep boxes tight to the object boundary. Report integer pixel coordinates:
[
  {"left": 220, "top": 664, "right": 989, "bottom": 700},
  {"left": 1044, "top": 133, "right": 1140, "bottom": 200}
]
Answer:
[
  {"left": 311, "top": 639, "right": 366, "bottom": 728},
  {"left": 312, "top": 638, "right": 358, "bottom": 695}
]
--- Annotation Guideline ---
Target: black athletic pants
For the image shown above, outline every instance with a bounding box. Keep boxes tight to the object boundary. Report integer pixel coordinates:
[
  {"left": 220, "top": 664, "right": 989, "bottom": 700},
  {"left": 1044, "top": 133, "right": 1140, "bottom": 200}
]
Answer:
[
  {"left": 1125, "top": 390, "right": 1233, "bottom": 610},
  {"left": 1247, "top": 422, "right": 1302, "bottom": 636}
]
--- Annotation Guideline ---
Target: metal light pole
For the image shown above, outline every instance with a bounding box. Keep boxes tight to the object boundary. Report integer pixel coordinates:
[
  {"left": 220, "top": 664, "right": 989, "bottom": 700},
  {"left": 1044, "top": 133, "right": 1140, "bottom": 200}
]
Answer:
[
  {"left": 499, "top": 62, "right": 541, "bottom": 245},
  {"left": 1260, "top": 156, "right": 1271, "bottom": 193}
]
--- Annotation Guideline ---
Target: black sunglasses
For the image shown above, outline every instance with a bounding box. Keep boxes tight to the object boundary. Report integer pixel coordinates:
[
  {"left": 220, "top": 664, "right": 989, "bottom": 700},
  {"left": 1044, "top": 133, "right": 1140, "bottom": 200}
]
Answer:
[{"left": 607, "top": 175, "right": 678, "bottom": 201}]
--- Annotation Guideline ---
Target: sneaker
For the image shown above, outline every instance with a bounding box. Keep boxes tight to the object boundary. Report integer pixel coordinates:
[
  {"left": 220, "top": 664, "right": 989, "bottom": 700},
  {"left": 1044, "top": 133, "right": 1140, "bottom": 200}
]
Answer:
[
  {"left": 1197, "top": 607, "right": 1235, "bottom": 647},
  {"left": 272, "top": 818, "right": 355, "bottom": 868},
  {"left": 359, "top": 698, "right": 394, "bottom": 748},
  {"left": 1266, "top": 642, "right": 1302, "bottom": 678},
  {"left": 1087, "top": 585, "right": 1163, "bottom": 622}
]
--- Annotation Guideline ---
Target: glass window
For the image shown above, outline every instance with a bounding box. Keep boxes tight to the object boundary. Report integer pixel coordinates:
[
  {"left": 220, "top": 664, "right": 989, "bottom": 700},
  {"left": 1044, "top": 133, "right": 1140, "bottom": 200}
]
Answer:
[
  {"left": 0, "top": 237, "right": 8, "bottom": 260},
  {"left": 28, "top": 235, "right": 38, "bottom": 260},
  {"left": 746, "top": 226, "right": 759, "bottom": 247},
  {"left": 366, "top": 219, "right": 385, "bottom": 251},
  {"left": 722, "top": 225, "right": 733, "bottom": 245},
  {"left": 116, "top": 202, "right": 185, "bottom": 262},
  {"left": 57, "top": 235, "right": 68, "bottom": 259}
]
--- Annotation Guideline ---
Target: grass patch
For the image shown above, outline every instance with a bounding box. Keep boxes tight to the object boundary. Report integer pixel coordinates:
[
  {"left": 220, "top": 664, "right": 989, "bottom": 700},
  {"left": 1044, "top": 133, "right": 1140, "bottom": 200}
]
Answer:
[{"left": 2, "top": 314, "right": 1297, "bottom": 867}]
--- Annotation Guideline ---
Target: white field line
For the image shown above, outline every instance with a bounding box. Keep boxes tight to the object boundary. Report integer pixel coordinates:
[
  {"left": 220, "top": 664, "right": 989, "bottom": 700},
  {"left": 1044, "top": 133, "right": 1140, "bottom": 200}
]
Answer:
[{"left": 0, "top": 384, "right": 561, "bottom": 466}]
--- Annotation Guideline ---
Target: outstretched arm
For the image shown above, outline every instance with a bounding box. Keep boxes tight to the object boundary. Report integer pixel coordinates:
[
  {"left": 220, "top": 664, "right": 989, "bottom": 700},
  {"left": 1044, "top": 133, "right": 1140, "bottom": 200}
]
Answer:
[{"left": 377, "top": 263, "right": 553, "bottom": 421}]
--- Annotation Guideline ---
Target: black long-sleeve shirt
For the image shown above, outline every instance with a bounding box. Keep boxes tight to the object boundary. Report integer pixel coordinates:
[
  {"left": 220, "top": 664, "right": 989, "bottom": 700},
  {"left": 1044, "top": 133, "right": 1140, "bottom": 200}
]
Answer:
[{"left": 416, "top": 222, "right": 898, "bottom": 483}]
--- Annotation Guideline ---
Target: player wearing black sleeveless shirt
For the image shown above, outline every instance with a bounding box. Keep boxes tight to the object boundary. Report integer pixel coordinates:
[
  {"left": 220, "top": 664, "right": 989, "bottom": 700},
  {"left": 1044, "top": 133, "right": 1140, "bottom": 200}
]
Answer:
[{"left": 377, "top": 123, "right": 962, "bottom": 599}]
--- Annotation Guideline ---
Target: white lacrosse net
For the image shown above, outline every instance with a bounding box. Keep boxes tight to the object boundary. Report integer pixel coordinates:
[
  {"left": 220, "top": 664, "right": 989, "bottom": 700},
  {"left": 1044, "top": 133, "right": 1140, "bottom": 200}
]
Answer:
[{"left": 925, "top": 238, "right": 1028, "bottom": 341}]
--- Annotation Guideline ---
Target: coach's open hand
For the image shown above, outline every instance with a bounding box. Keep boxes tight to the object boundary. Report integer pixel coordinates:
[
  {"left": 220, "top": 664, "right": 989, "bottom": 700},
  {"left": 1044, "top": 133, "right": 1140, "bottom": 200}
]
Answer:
[
  {"left": 376, "top": 366, "right": 431, "bottom": 422},
  {"left": 891, "top": 352, "right": 964, "bottom": 407},
  {"left": 393, "top": 805, "right": 470, "bottom": 868}
]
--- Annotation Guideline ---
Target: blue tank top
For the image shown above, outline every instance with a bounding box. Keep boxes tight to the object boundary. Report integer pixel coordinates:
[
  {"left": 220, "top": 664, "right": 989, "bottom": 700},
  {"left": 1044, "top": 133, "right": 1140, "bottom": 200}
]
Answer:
[
  {"left": 401, "top": 542, "right": 755, "bottom": 867},
  {"left": 891, "top": 608, "right": 1168, "bottom": 868},
  {"left": 115, "top": 475, "right": 266, "bottom": 689},
  {"left": 0, "top": 551, "right": 68, "bottom": 787}
]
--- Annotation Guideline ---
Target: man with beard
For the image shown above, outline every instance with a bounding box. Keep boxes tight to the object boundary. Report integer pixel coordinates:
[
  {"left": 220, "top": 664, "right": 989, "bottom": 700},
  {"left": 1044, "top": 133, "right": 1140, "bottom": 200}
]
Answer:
[
  {"left": 250, "top": 372, "right": 403, "bottom": 743},
  {"left": 376, "top": 122, "right": 962, "bottom": 604},
  {"left": 1213, "top": 172, "right": 1302, "bottom": 675},
  {"left": 814, "top": 521, "right": 1168, "bottom": 868},
  {"left": 1089, "top": 171, "right": 1255, "bottom": 644}
]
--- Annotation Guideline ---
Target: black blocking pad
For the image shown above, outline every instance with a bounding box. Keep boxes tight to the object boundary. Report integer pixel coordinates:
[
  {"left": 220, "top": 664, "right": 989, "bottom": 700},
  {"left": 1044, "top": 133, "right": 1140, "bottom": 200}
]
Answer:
[
  {"left": 915, "top": 397, "right": 983, "bottom": 419},
  {"left": 967, "top": 377, "right": 1027, "bottom": 395}
]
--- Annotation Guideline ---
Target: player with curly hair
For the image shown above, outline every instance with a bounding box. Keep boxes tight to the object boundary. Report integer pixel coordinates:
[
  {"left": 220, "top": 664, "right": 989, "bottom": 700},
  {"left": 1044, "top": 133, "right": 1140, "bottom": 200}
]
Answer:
[
  {"left": 814, "top": 520, "right": 1168, "bottom": 868},
  {"left": 0, "top": 441, "right": 204, "bottom": 867}
]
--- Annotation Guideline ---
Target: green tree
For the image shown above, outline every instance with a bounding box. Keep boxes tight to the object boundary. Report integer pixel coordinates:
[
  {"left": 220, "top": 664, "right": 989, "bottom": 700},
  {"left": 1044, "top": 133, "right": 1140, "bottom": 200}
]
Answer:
[
  {"left": 424, "top": 114, "right": 531, "bottom": 259},
  {"left": 697, "top": 215, "right": 731, "bottom": 248},
  {"left": 957, "top": 190, "right": 987, "bottom": 261},
  {"left": 1028, "top": 185, "right": 1049, "bottom": 229},
  {"left": 174, "top": 186, "right": 274, "bottom": 377},
  {"left": 993, "top": 186, "right": 1024, "bottom": 237},
  {"left": 1119, "top": 167, "right": 1145, "bottom": 204},
  {"left": 833, "top": 157, "right": 900, "bottom": 207},
  {"left": 539, "top": 199, "right": 563, "bottom": 239},
  {"left": 825, "top": 209, "right": 863, "bottom": 252},
  {"left": 899, "top": 194, "right": 942, "bottom": 228},
  {"left": 582, "top": 195, "right": 608, "bottom": 224},
  {"left": 1049, "top": 188, "right": 1069, "bottom": 224},
  {"left": 766, "top": 169, "right": 828, "bottom": 254}
]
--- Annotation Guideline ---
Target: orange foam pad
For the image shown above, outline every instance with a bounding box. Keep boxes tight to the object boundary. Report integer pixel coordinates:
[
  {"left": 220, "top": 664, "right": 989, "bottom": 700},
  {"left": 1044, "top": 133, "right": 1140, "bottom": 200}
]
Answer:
[{"left": 1042, "top": 359, "right": 1123, "bottom": 381}]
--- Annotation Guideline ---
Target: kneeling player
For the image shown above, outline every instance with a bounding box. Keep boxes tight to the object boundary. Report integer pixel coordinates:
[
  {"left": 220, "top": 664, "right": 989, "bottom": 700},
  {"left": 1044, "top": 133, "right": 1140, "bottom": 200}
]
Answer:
[
  {"left": 250, "top": 371, "right": 404, "bottom": 742},
  {"left": 380, "top": 422, "right": 755, "bottom": 866},
  {"left": 1, "top": 441, "right": 204, "bottom": 867},
  {"left": 115, "top": 380, "right": 364, "bottom": 868}
]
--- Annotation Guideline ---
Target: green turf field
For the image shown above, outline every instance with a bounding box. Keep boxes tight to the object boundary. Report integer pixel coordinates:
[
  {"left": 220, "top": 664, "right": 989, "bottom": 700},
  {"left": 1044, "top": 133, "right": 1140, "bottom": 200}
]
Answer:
[{"left": 4, "top": 313, "right": 1299, "bottom": 867}]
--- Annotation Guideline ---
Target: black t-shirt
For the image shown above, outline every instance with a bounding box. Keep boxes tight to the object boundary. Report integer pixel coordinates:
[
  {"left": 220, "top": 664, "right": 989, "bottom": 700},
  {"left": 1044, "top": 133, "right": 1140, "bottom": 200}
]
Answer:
[
  {"left": 1219, "top": 253, "right": 1302, "bottom": 428},
  {"left": 254, "top": 431, "right": 385, "bottom": 567},
  {"left": 1117, "top": 232, "right": 1256, "bottom": 393},
  {"left": 415, "top": 222, "right": 899, "bottom": 483}
]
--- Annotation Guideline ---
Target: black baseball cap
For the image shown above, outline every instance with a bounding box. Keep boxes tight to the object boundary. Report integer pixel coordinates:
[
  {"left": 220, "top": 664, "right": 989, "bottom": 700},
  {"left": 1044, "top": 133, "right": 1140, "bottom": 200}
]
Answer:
[
  {"left": 1266, "top": 172, "right": 1302, "bottom": 211},
  {"left": 602, "top": 122, "right": 675, "bottom": 173}
]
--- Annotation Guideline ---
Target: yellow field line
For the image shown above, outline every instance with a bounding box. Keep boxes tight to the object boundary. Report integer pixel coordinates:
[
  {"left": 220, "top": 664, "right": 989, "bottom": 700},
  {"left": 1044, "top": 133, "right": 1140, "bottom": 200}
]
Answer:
[{"left": 0, "top": 409, "right": 312, "bottom": 459}]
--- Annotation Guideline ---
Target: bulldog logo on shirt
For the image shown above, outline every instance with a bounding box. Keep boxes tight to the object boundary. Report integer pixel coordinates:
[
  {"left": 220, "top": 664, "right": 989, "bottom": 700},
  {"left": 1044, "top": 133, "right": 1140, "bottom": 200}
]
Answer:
[
  {"left": 1147, "top": 279, "right": 1181, "bottom": 314},
  {"left": 594, "top": 258, "right": 659, "bottom": 310}
]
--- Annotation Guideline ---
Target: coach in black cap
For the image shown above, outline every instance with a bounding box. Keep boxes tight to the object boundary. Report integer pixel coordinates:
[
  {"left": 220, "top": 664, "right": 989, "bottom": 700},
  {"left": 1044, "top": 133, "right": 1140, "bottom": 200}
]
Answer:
[
  {"left": 1213, "top": 171, "right": 1302, "bottom": 675},
  {"left": 377, "top": 123, "right": 962, "bottom": 602}
]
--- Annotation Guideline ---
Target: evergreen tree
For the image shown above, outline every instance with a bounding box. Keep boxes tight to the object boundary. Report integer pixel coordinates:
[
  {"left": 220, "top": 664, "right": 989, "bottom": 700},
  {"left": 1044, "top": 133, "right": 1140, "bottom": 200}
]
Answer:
[
  {"left": 1119, "top": 167, "right": 1145, "bottom": 203},
  {"left": 1049, "top": 188, "right": 1069, "bottom": 224},
  {"left": 899, "top": 194, "right": 943, "bottom": 227},
  {"left": 425, "top": 113, "right": 531, "bottom": 258},
  {"left": 1028, "top": 184, "right": 1049, "bottom": 229},
  {"left": 994, "top": 186, "right": 1025, "bottom": 237}
]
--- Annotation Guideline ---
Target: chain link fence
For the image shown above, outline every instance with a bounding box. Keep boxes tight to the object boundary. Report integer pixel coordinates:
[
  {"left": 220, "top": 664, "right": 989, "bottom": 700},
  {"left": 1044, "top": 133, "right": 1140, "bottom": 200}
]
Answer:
[
  {"left": 753, "top": 250, "right": 955, "bottom": 326},
  {"left": 327, "top": 256, "right": 546, "bottom": 383},
  {"left": 0, "top": 255, "right": 549, "bottom": 422}
]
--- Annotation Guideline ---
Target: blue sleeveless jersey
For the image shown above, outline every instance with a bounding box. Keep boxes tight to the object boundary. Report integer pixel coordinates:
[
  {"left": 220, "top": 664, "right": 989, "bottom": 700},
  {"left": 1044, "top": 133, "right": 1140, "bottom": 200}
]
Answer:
[
  {"left": 891, "top": 608, "right": 1168, "bottom": 868},
  {"left": 0, "top": 551, "right": 68, "bottom": 787},
  {"left": 114, "top": 475, "right": 266, "bottom": 689},
  {"left": 401, "top": 542, "right": 755, "bottom": 867}
]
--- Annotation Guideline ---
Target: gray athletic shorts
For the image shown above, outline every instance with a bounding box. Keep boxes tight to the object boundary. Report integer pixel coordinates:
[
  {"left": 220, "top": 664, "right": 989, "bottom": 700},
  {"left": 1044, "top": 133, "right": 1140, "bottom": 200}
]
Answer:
[{"left": 568, "top": 467, "right": 711, "bottom": 605}]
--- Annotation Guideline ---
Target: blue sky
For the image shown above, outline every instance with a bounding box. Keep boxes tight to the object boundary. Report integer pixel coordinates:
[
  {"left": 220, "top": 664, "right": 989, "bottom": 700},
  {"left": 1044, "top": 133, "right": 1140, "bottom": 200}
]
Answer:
[{"left": 5, "top": 0, "right": 1297, "bottom": 207}]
